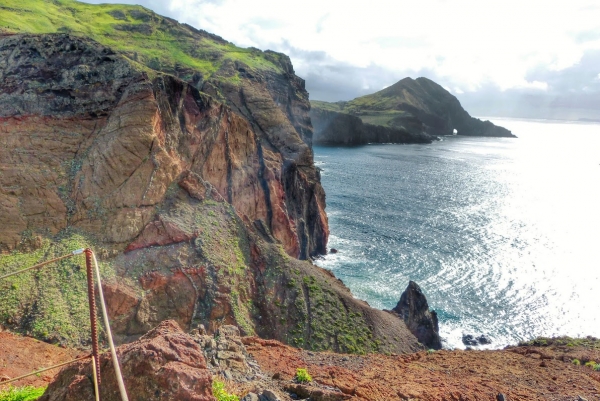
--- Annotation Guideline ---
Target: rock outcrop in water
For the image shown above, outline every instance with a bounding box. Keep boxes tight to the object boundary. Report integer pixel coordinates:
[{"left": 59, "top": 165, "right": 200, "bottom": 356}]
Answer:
[
  {"left": 0, "top": 30, "right": 422, "bottom": 354},
  {"left": 392, "top": 281, "right": 442, "bottom": 349},
  {"left": 311, "top": 77, "right": 515, "bottom": 145}
]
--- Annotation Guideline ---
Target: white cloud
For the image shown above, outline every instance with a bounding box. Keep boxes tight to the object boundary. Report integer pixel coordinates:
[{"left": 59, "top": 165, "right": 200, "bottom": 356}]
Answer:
[
  {"left": 516, "top": 81, "right": 549, "bottom": 91},
  {"left": 153, "top": 0, "right": 598, "bottom": 92},
  {"left": 81, "top": 0, "right": 600, "bottom": 105}
]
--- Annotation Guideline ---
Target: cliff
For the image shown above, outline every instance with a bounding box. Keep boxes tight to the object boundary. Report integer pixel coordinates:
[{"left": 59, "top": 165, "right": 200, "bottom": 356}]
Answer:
[
  {"left": 0, "top": 0, "right": 326, "bottom": 260},
  {"left": 311, "top": 77, "right": 515, "bottom": 142},
  {"left": 0, "top": 31, "right": 423, "bottom": 354},
  {"left": 310, "top": 107, "right": 433, "bottom": 145}
]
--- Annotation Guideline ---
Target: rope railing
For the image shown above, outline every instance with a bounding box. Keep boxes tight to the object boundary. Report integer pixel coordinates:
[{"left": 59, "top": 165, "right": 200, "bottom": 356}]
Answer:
[
  {"left": 0, "top": 355, "right": 92, "bottom": 386},
  {"left": 0, "top": 248, "right": 129, "bottom": 401}
]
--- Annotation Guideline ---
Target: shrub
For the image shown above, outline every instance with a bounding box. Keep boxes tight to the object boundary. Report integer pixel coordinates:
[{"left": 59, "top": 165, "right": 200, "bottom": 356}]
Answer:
[
  {"left": 594, "top": 364, "right": 600, "bottom": 372},
  {"left": 572, "top": 359, "right": 581, "bottom": 365},
  {"left": 295, "top": 368, "right": 312, "bottom": 383},
  {"left": 585, "top": 361, "right": 596, "bottom": 368},
  {"left": 212, "top": 380, "right": 239, "bottom": 401},
  {"left": 427, "top": 349, "right": 435, "bottom": 355},
  {"left": 0, "top": 386, "right": 46, "bottom": 401}
]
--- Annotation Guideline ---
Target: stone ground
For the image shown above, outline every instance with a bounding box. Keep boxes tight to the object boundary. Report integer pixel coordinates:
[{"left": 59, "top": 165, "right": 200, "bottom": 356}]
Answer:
[{"left": 2, "top": 325, "right": 600, "bottom": 400}]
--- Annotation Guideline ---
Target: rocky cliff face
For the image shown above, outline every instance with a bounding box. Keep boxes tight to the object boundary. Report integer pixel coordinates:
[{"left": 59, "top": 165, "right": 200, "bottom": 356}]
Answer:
[
  {"left": 0, "top": 0, "right": 328, "bottom": 260},
  {"left": 392, "top": 281, "right": 442, "bottom": 349},
  {"left": 0, "top": 33, "right": 420, "bottom": 354},
  {"left": 0, "top": 33, "right": 325, "bottom": 259},
  {"left": 310, "top": 107, "right": 433, "bottom": 145}
]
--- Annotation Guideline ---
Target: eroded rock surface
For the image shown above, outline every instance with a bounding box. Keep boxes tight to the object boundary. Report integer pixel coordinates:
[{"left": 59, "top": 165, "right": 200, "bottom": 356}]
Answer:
[
  {"left": 392, "top": 281, "right": 442, "bottom": 349},
  {"left": 0, "top": 33, "right": 326, "bottom": 259},
  {"left": 0, "top": 33, "right": 420, "bottom": 354},
  {"left": 39, "top": 320, "right": 214, "bottom": 401}
]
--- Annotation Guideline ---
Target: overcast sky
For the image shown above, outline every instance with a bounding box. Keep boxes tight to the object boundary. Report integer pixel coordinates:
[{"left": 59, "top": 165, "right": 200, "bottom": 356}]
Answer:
[{"left": 82, "top": 0, "right": 600, "bottom": 120}]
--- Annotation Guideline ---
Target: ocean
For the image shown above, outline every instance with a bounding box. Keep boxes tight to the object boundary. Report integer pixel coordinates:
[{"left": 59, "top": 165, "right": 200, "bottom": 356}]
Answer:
[{"left": 313, "top": 118, "right": 600, "bottom": 349}]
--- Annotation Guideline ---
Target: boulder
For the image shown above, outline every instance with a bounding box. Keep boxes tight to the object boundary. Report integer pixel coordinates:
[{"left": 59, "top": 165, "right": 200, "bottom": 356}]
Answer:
[
  {"left": 39, "top": 320, "right": 215, "bottom": 401},
  {"left": 462, "top": 334, "right": 492, "bottom": 346},
  {"left": 462, "top": 334, "right": 478, "bottom": 346},
  {"left": 392, "top": 281, "right": 442, "bottom": 349}
]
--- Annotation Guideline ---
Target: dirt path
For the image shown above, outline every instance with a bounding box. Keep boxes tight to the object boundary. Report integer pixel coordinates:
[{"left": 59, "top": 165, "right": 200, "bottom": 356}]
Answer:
[
  {"left": 245, "top": 337, "right": 600, "bottom": 401},
  {"left": 0, "top": 331, "right": 81, "bottom": 389},
  {"left": 3, "top": 327, "right": 600, "bottom": 401}
]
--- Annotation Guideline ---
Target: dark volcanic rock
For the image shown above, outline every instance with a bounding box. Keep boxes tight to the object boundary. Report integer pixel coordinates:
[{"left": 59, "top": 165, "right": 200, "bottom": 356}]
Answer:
[
  {"left": 477, "top": 334, "right": 492, "bottom": 345},
  {"left": 393, "top": 281, "right": 442, "bottom": 349},
  {"left": 39, "top": 320, "right": 215, "bottom": 401},
  {"left": 462, "top": 334, "right": 478, "bottom": 346},
  {"left": 310, "top": 107, "right": 433, "bottom": 145},
  {"left": 463, "top": 334, "right": 492, "bottom": 346}
]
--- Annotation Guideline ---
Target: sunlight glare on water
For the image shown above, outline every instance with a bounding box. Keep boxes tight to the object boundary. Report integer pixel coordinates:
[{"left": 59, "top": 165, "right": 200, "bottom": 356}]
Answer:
[{"left": 314, "top": 118, "right": 600, "bottom": 349}]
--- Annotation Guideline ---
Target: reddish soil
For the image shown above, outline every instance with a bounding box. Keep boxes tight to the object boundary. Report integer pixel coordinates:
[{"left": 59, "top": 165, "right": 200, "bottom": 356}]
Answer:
[
  {"left": 244, "top": 337, "right": 600, "bottom": 401},
  {"left": 3, "top": 328, "right": 600, "bottom": 401},
  {"left": 0, "top": 331, "right": 81, "bottom": 388}
]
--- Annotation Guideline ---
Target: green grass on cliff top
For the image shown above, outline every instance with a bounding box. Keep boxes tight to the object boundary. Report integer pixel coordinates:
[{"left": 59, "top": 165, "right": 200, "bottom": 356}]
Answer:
[
  {"left": 311, "top": 78, "right": 427, "bottom": 128},
  {"left": 0, "top": 0, "right": 283, "bottom": 81},
  {"left": 311, "top": 100, "right": 410, "bottom": 128}
]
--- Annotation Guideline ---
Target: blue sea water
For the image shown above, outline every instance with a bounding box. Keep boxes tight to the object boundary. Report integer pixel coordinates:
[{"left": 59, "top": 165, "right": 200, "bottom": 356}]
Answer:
[{"left": 313, "top": 118, "right": 600, "bottom": 349}]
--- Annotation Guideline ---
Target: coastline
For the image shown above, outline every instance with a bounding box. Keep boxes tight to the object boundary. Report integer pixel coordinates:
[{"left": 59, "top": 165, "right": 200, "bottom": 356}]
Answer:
[{"left": 314, "top": 120, "right": 600, "bottom": 349}]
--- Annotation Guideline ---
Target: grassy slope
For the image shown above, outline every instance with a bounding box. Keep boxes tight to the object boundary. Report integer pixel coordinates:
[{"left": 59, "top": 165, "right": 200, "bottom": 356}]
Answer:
[
  {"left": 0, "top": 0, "right": 283, "bottom": 83},
  {"left": 0, "top": 233, "right": 116, "bottom": 345},
  {"left": 311, "top": 81, "right": 417, "bottom": 128},
  {"left": 0, "top": 386, "right": 45, "bottom": 401}
]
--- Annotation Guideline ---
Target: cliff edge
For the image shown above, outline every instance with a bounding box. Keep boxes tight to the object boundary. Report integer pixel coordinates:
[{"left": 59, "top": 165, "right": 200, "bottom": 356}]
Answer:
[{"left": 0, "top": 31, "right": 421, "bottom": 354}]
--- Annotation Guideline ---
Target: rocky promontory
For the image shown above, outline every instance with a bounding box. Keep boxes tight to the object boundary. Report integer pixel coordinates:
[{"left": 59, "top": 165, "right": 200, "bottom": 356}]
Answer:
[
  {"left": 311, "top": 77, "right": 515, "bottom": 145},
  {"left": 310, "top": 107, "right": 433, "bottom": 145}
]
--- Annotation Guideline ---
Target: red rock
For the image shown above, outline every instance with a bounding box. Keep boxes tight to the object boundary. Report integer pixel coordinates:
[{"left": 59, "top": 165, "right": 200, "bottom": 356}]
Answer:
[{"left": 38, "top": 320, "right": 215, "bottom": 401}]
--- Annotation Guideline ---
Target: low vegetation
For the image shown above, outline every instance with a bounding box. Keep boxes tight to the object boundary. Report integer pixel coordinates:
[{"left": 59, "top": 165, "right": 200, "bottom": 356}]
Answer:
[
  {"left": 0, "top": 0, "right": 283, "bottom": 84},
  {"left": 295, "top": 368, "right": 312, "bottom": 383},
  {"left": 0, "top": 386, "right": 46, "bottom": 401},
  {"left": 520, "top": 336, "right": 600, "bottom": 349},
  {"left": 212, "top": 380, "right": 239, "bottom": 401},
  {"left": 0, "top": 232, "right": 115, "bottom": 346}
]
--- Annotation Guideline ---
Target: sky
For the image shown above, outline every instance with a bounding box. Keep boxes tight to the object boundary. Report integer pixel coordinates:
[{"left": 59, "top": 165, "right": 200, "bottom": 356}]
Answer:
[{"left": 81, "top": 0, "right": 600, "bottom": 120}]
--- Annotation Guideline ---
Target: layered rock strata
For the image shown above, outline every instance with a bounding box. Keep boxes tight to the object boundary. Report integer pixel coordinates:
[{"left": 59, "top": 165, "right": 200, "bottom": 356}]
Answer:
[
  {"left": 0, "top": 33, "right": 326, "bottom": 259},
  {"left": 0, "top": 33, "right": 421, "bottom": 354}
]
